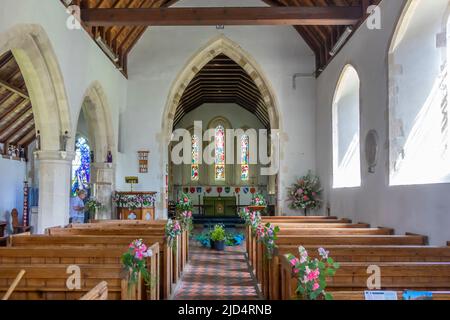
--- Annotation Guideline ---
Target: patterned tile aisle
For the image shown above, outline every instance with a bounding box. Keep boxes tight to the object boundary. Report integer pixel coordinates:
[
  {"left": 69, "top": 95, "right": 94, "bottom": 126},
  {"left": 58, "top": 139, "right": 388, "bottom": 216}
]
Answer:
[{"left": 172, "top": 242, "right": 262, "bottom": 300}]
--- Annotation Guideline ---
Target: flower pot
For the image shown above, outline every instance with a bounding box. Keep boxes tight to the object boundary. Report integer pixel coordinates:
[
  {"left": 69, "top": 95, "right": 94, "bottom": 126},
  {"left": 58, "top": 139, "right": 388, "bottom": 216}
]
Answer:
[{"left": 214, "top": 240, "right": 225, "bottom": 251}]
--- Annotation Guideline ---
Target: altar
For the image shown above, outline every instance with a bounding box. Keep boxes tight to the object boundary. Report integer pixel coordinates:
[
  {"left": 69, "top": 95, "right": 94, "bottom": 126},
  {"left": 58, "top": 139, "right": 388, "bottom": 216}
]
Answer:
[
  {"left": 113, "top": 191, "right": 156, "bottom": 221},
  {"left": 203, "top": 196, "right": 236, "bottom": 217}
]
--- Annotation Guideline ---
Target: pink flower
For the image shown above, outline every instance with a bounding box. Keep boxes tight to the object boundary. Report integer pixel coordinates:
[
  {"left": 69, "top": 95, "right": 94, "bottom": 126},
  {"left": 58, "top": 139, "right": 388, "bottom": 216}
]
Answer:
[
  {"left": 312, "top": 192, "right": 317, "bottom": 197},
  {"left": 307, "top": 268, "right": 320, "bottom": 281},
  {"left": 312, "top": 282, "right": 320, "bottom": 291},
  {"left": 296, "top": 188, "right": 304, "bottom": 195},
  {"left": 290, "top": 257, "right": 299, "bottom": 267},
  {"left": 303, "top": 195, "right": 309, "bottom": 201}
]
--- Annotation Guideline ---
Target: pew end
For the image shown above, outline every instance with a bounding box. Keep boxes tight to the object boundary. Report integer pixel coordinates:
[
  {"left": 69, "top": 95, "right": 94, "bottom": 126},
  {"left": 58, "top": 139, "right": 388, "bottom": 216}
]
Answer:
[{"left": 79, "top": 281, "right": 108, "bottom": 300}]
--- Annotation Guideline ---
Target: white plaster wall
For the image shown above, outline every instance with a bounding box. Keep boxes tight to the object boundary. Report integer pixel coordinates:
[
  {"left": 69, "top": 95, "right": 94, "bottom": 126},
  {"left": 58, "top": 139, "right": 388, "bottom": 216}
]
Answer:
[
  {"left": 0, "top": 158, "right": 26, "bottom": 233},
  {"left": 315, "top": 0, "right": 450, "bottom": 245},
  {"left": 123, "top": 0, "right": 316, "bottom": 217}
]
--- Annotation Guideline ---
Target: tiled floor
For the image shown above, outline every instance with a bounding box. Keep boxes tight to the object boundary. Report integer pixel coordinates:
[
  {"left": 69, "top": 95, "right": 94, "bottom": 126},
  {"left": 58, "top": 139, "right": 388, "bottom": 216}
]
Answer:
[{"left": 172, "top": 242, "right": 262, "bottom": 300}]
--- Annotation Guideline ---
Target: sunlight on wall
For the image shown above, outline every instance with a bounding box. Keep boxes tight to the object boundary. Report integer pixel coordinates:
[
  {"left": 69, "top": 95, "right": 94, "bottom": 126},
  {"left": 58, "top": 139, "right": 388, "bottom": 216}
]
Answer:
[
  {"left": 332, "top": 65, "right": 361, "bottom": 188},
  {"left": 389, "top": 0, "right": 450, "bottom": 186}
]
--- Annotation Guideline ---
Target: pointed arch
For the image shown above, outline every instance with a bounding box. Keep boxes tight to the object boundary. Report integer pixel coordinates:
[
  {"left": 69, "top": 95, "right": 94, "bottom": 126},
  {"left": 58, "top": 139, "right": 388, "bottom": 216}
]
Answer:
[
  {"left": 162, "top": 35, "right": 280, "bottom": 144},
  {"left": 0, "top": 24, "right": 72, "bottom": 151},
  {"left": 79, "top": 81, "right": 115, "bottom": 162}
]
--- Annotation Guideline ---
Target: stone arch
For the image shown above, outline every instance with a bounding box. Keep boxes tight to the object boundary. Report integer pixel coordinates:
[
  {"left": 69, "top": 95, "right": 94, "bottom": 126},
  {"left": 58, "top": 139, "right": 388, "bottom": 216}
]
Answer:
[
  {"left": 0, "top": 24, "right": 73, "bottom": 232},
  {"left": 161, "top": 35, "right": 281, "bottom": 217},
  {"left": 162, "top": 35, "right": 280, "bottom": 143},
  {"left": 0, "top": 24, "right": 72, "bottom": 151},
  {"left": 77, "top": 81, "right": 116, "bottom": 219},
  {"left": 79, "top": 81, "right": 115, "bottom": 162}
]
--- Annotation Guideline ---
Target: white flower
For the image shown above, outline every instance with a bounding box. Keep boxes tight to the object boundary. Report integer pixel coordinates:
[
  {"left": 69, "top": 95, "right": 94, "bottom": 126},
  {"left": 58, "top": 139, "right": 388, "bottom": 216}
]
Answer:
[
  {"left": 143, "top": 249, "right": 153, "bottom": 258},
  {"left": 318, "top": 247, "right": 329, "bottom": 259}
]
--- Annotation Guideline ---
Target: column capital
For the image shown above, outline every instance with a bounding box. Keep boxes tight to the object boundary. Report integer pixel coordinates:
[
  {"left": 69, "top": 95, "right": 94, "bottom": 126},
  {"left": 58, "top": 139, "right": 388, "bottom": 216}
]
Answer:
[
  {"left": 91, "top": 162, "right": 115, "bottom": 170},
  {"left": 34, "top": 150, "right": 75, "bottom": 162}
]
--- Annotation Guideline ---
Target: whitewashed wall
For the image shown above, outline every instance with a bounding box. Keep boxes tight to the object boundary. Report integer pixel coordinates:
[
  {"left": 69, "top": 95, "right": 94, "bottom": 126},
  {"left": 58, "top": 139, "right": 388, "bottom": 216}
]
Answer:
[
  {"left": 0, "top": 158, "right": 26, "bottom": 233},
  {"left": 122, "top": 0, "right": 316, "bottom": 217},
  {"left": 315, "top": 0, "right": 450, "bottom": 245}
]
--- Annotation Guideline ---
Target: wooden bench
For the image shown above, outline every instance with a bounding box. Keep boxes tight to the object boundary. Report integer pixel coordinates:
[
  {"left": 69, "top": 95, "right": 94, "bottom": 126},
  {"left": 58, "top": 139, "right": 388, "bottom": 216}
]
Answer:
[
  {"left": 0, "top": 243, "right": 160, "bottom": 300},
  {"left": 264, "top": 245, "right": 450, "bottom": 300},
  {"left": 0, "top": 264, "right": 129, "bottom": 300},
  {"left": 7, "top": 234, "right": 172, "bottom": 299},
  {"left": 321, "top": 291, "right": 450, "bottom": 300},
  {"left": 52, "top": 221, "right": 190, "bottom": 282},
  {"left": 279, "top": 259, "right": 450, "bottom": 299},
  {"left": 79, "top": 281, "right": 108, "bottom": 300}
]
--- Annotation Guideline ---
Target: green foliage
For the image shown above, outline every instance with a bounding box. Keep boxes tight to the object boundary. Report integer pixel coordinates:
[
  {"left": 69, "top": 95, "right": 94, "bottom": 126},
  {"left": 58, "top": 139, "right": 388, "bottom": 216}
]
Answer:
[{"left": 210, "top": 224, "right": 226, "bottom": 242}]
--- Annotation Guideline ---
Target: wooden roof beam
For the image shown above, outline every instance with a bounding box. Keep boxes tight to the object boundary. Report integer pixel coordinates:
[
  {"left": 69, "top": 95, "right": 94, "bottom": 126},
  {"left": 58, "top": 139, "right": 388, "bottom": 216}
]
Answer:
[
  {"left": 0, "top": 79, "right": 29, "bottom": 100},
  {"left": 81, "top": 6, "right": 363, "bottom": 26}
]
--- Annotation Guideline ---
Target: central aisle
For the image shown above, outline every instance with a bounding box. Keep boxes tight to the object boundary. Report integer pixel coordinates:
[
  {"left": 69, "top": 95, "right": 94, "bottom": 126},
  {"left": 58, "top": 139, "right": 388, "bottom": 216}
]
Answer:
[{"left": 172, "top": 243, "right": 262, "bottom": 300}]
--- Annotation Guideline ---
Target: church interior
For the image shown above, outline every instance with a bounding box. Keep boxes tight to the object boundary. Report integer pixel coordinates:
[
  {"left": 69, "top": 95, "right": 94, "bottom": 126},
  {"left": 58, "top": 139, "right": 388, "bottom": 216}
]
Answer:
[{"left": 0, "top": 0, "right": 450, "bottom": 303}]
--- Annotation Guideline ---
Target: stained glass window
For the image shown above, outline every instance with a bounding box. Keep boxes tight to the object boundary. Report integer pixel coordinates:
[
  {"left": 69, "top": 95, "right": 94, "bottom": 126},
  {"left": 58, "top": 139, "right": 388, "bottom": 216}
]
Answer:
[
  {"left": 191, "top": 134, "right": 200, "bottom": 181},
  {"left": 215, "top": 125, "right": 225, "bottom": 181},
  {"left": 71, "top": 136, "right": 90, "bottom": 196},
  {"left": 241, "top": 135, "right": 249, "bottom": 181}
]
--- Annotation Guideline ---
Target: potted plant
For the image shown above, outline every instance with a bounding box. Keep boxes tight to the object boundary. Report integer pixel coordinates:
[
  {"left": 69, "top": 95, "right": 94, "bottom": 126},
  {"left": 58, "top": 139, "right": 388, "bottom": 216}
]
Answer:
[
  {"left": 287, "top": 171, "right": 323, "bottom": 216},
  {"left": 210, "top": 224, "right": 226, "bottom": 251},
  {"left": 85, "top": 198, "right": 103, "bottom": 221}
]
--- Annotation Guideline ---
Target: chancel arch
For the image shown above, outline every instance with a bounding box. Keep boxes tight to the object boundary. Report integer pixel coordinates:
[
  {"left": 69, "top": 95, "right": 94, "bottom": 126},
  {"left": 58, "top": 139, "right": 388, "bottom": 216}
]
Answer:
[{"left": 164, "top": 35, "right": 280, "bottom": 217}]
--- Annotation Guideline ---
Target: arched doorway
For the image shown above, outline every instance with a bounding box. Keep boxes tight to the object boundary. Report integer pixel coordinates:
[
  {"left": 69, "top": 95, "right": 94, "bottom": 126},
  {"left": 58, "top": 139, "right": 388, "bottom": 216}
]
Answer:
[
  {"left": 74, "top": 82, "right": 115, "bottom": 219},
  {"left": 161, "top": 35, "right": 280, "bottom": 218},
  {"left": 0, "top": 24, "right": 72, "bottom": 233}
]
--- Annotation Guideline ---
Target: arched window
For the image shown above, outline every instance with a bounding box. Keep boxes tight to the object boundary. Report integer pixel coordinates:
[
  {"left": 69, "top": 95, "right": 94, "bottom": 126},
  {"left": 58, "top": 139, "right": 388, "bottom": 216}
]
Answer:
[
  {"left": 71, "top": 136, "right": 91, "bottom": 196},
  {"left": 332, "top": 65, "right": 361, "bottom": 188},
  {"left": 241, "top": 134, "right": 250, "bottom": 181},
  {"left": 215, "top": 125, "right": 226, "bottom": 181},
  {"left": 191, "top": 134, "right": 200, "bottom": 181},
  {"left": 389, "top": 0, "right": 450, "bottom": 185}
]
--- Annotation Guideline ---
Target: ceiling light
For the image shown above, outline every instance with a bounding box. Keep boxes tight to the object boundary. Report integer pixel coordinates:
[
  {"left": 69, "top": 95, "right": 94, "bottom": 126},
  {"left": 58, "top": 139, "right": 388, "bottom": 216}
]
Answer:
[{"left": 329, "top": 26, "right": 353, "bottom": 57}]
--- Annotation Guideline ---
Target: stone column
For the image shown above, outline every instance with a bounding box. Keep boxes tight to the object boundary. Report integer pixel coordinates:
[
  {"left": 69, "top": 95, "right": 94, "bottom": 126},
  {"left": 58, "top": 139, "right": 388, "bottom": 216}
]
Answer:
[
  {"left": 35, "top": 150, "right": 74, "bottom": 234},
  {"left": 90, "top": 162, "right": 115, "bottom": 220}
]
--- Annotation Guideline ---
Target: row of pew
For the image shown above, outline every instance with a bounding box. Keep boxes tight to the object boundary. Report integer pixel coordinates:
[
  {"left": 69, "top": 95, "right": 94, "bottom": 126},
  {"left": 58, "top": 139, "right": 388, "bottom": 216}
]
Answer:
[
  {"left": 0, "top": 219, "right": 189, "bottom": 300},
  {"left": 246, "top": 216, "right": 450, "bottom": 300}
]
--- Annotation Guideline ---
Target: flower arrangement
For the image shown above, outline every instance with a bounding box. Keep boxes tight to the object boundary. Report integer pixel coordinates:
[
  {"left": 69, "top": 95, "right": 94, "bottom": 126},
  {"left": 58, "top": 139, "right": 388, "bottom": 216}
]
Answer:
[
  {"left": 176, "top": 193, "right": 193, "bottom": 233},
  {"left": 287, "top": 171, "right": 322, "bottom": 213},
  {"left": 256, "top": 223, "right": 280, "bottom": 259},
  {"left": 85, "top": 198, "right": 103, "bottom": 213},
  {"left": 250, "top": 192, "right": 267, "bottom": 206},
  {"left": 165, "top": 219, "right": 182, "bottom": 249},
  {"left": 239, "top": 207, "right": 261, "bottom": 235},
  {"left": 113, "top": 194, "right": 156, "bottom": 210},
  {"left": 121, "top": 239, "right": 154, "bottom": 288},
  {"left": 285, "top": 246, "right": 340, "bottom": 300}
]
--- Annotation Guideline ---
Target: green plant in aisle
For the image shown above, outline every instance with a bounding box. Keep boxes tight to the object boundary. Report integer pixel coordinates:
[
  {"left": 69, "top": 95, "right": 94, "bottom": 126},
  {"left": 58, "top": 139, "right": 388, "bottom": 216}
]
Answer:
[{"left": 210, "top": 224, "right": 226, "bottom": 242}]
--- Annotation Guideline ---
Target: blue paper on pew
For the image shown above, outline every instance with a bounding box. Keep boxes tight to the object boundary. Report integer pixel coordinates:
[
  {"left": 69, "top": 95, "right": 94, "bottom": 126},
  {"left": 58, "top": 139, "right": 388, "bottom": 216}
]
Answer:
[
  {"left": 402, "top": 291, "right": 433, "bottom": 300},
  {"left": 364, "top": 291, "right": 398, "bottom": 300}
]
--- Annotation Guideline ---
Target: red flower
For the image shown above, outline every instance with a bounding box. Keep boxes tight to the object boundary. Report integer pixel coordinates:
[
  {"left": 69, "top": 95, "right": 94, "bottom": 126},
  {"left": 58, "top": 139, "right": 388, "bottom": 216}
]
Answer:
[{"left": 303, "top": 195, "right": 309, "bottom": 201}]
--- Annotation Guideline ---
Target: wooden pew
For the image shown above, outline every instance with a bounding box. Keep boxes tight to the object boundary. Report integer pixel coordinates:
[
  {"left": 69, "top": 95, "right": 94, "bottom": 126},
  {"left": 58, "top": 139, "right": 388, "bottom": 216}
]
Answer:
[
  {"left": 265, "top": 245, "right": 450, "bottom": 300},
  {"left": 252, "top": 228, "right": 400, "bottom": 281},
  {"left": 79, "top": 281, "right": 108, "bottom": 300},
  {"left": 279, "top": 258, "right": 450, "bottom": 299},
  {"left": 0, "top": 264, "right": 128, "bottom": 300},
  {"left": 52, "top": 222, "right": 189, "bottom": 283},
  {"left": 0, "top": 243, "right": 160, "bottom": 300},
  {"left": 324, "top": 291, "right": 450, "bottom": 300},
  {"left": 8, "top": 235, "right": 171, "bottom": 299}
]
